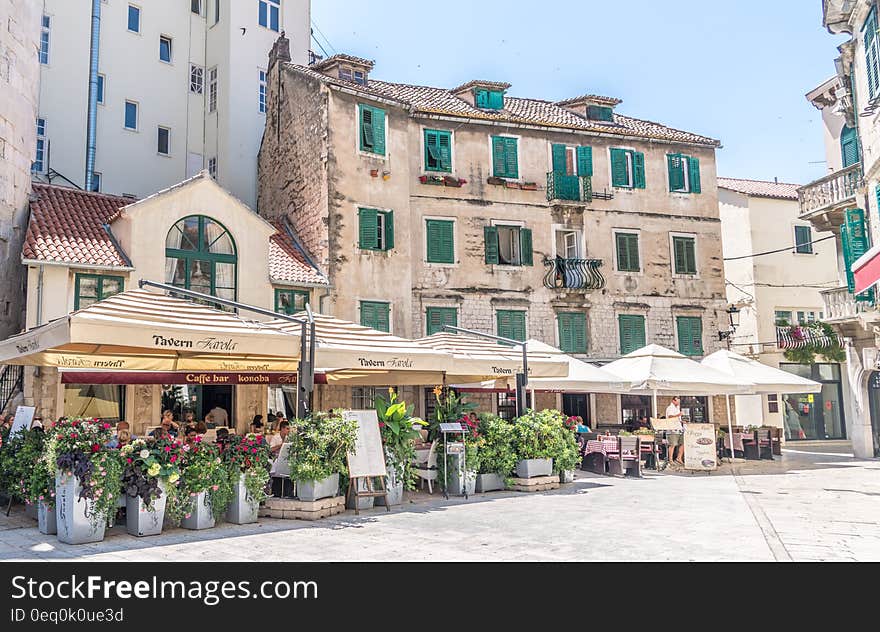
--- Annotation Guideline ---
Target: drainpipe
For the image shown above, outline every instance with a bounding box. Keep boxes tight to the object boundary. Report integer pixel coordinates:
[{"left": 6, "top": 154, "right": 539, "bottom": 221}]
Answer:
[
  {"left": 84, "top": 0, "right": 102, "bottom": 191},
  {"left": 35, "top": 265, "right": 44, "bottom": 327}
]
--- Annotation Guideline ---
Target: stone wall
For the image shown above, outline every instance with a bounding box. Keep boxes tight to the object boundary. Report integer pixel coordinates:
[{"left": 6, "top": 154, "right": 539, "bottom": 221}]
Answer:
[
  {"left": 0, "top": 1, "right": 40, "bottom": 339},
  {"left": 595, "top": 393, "right": 620, "bottom": 424}
]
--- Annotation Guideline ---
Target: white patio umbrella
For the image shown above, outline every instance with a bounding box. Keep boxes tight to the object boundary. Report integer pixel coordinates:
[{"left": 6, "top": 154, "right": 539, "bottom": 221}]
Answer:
[{"left": 604, "top": 345, "right": 753, "bottom": 462}]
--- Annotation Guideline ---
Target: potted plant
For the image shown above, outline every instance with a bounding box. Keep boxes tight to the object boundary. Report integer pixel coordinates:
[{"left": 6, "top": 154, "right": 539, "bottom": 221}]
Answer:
[
  {"left": 473, "top": 414, "right": 515, "bottom": 492},
  {"left": 286, "top": 410, "right": 358, "bottom": 502},
  {"left": 0, "top": 426, "right": 25, "bottom": 510},
  {"left": 428, "top": 387, "right": 476, "bottom": 441},
  {"left": 438, "top": 413, "right": 480, "bottom": 495},
  {"left": 120, "top": 437, "right": 181, "bottom": 536},
  {"left": 374, "top": 389, "right": 426, "bottom": 506},
  {"left": 171, "top": 438, "right": 232, "bottom": 530},
  {"left": 222, "top": 433, "right": 272, "bottom": 524},
  {"left": 553, "top": 413, "right": 581, "bottom": 483},
  {"left": 487, "top": 176, "right": 505, "bottom": 185},
  {"left": 51, "top": 418, "right": 123, "bottom": 544},
  {"left": 24, "top": 429, "right": 57, "bottom": 534},
  {"left": 521, "top": 181, "right": 538, "bottom": 191},
  {"left": 510, "top": 410, "right": 558, "bottom": 478}
]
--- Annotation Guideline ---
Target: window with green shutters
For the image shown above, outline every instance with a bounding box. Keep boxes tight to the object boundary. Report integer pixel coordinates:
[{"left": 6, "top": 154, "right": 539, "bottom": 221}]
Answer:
[
  {"left": 484, "top": 224, "right": 532, "bottom": 266},
  {"left": 358, "top": 104, "right": 385, "bottom": 155},
  {"left": 275, "top": 288, "right": 309, "bottom": 315},
  {"left": 618, "top": 314, "right": 646, "bottom": 355},
  {"left": 74, "top": 274, "right": 124, "bottom": 310},
  {"left": 676, "top": 316, "right": 703, "bottom": 356},
  {"left": 424, "top": 129, "right": 452, "bottom": 172},
  {"left": 550, "top": 144, "right": 592, "bottom": 176},
  {"left": 615, "top": 231, "right": 640, "bottom": 272},
  {"left": 557, "top": 312, "right": 587, "bottom": 353},
  {"left": 794, "top": 225, "right": 813, "bottom": 254},
  {"left": 358, "top": 207, "right": 394, "bottom": 251},
  {"left": 426, "top": 306, "right": 457, "bottom": 336},
  {"left": 667, "top": 153, "right": 701, "bottom": 193},
  {"left": 672, "top": 235, "right": 697, "bottom": 275},
  {"left": 425, "top": 219, "right": 455, "bottom": 264},
  {"left": 840, "top": 125, "right": 860, "bottom": 168},
  {"left": 610, "top": 148, "right": 645, "bottom": 189},
  {"left": 475, "top": 88, "right": 504, "bottom": 109},
  {"left": 360, "top": 301, "right": 390, "bottom": 332},
  {"left": 865, "top": 7, "right": 880, "bottom": 100},
  {"left": 496, "top": 310, "right": 526, "bottom": 342},
  {"left": 491, "top": 136, "right": 518, "bottom": 178},
  {"left": 586, "top": 105, "right": 614, "bottom": 121}
]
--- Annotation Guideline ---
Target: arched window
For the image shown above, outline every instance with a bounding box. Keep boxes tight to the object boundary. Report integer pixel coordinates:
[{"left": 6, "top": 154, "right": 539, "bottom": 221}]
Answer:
[{"left": 165, "top": 215, "right": 237, "bottom": 301}]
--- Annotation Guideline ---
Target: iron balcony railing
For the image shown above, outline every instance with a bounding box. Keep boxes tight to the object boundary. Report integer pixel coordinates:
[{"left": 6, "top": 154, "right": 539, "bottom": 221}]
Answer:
[
  {"left": 0, "top": 365, "right": 22, "bottom": 413},
  {"left": 797, "top": 163, "right": 862, "bottom": 218},
  {"left": 776, "top": 324, "right": 838, "bottom": 350},
  {"left": 546, "top": 172, "right": 592, "bottom": 203},
  {"left": 543, "top": 256, "right": 605, "bottom": 290}
]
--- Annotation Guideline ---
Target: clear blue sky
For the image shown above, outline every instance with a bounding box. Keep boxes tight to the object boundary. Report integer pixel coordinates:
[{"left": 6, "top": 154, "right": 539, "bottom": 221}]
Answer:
[{"left": 309, "top": 0, "right": 847, "bottom": 186}]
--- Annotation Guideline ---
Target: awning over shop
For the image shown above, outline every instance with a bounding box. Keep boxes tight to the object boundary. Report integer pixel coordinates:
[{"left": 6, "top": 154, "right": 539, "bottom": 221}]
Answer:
[
  {"left": 0, "top": 289, "right": 301, "bottom": 372},
  {"left": 58, "top": 370, "right": 314, "bottom": 385},
  {"left": 414, "top": 333, "right": 570, "bottom": 380},
  {"left": 701, "top": 350, "right": 822, "bottom": 394}
]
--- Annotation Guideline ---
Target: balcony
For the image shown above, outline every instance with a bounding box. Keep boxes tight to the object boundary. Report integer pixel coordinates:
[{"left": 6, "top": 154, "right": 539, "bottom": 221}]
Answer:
[
  {"left": 546, "top": 172, "right": 592, "bottom": 203},
  {"left": 776, "top": 324, "right": 839, "bottom": 350},
  {"left": 543, "top": 256, "right": 606, "bottom": 290},
  {"left": 820, "top": 285, "right": 876, "bottom": 323},
  {"left": 797, "top": 163, "right": 862, "bottom": 230}
]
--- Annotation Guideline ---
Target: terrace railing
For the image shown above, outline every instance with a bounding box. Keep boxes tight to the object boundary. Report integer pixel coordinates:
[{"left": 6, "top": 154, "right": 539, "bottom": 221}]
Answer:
[{"left": 543, "top": 257, "right": 605, "bottom": 290}]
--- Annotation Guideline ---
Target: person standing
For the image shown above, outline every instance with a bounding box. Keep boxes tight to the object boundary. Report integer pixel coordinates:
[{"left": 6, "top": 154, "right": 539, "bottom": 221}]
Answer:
[
  {"left": 209, "top": 404, "right": 228, "bottom": 427},
  {"left": 665, "top": 396, "right": 685, "bottom": 465}
]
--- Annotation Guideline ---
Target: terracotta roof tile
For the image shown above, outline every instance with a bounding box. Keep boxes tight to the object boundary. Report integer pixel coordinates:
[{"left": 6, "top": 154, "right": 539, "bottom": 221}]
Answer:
[
  {"left": 717, "top": 177, "right": 800, "bottom": 201},
  {"left": 555, "top": 94, "right": 622, "bottom": 107},
  {"left": 311, "top": 53, "right": 375, "bottom": 71},
  {"left": 451, "top": 79, "right": 512, "bottom": 93},
  {"left": 268, "top": 220, "right": 327, "bottom": 286},
  {"left": 24, "top": 184, "right": 132, "bottom": 267},
  {"left": 288, "top": 64, "right": 719, "bottom": 146}
]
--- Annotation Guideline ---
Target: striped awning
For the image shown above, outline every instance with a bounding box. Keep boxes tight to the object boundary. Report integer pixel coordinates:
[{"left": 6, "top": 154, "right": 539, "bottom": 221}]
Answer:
[{"left": 0, "top": 289, "right": 301, "bottom": 371}]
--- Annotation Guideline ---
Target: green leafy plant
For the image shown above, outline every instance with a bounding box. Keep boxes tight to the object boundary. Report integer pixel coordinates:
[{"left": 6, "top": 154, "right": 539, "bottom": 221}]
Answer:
[
  {"left": 222, "top": 433, "right": 273, "bottom": 505},
  {"left": 429, "top": 387, "right": 476, "bottom": 441},
  {"left": 375, "top": 388, "right": 426, "bottom": 491},
  {"left": 512, "top": 409, "right": 580, "bottom": 474},
  {"left": 475, "top": 414, "right": 516, "bottom": 477},
  {"left": 780, "top": 321, "right": 845, "bottom": 364},
  {"left": 167, "top": 439, "right": 232, "bottom": 524},
  {"left": 286, "top": 410, "right": 358, "bottom": 482},
  {"left": 120, "top": 437, "right": 182, "bottom": 510}
]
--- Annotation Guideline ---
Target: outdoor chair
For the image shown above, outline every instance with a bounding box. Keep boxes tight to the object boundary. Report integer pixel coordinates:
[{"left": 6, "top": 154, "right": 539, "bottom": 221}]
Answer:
[
  {"left": 756, "top": 428, "right": 774, "bottom": 460},
  {"left": 608, "top": 436, "right": 642, "bottom": 477},
  {"left": 414, "top": 439, "right": 438, "bottom": 494},
  {"left": 581, "top": 450, "right": 607, "bottom": 474},
  {"left": 742, "top": 431, "right": 760, "bottom": 460},
  {"left": 638, "top": 435, "right": 659, "bottom": 470}
]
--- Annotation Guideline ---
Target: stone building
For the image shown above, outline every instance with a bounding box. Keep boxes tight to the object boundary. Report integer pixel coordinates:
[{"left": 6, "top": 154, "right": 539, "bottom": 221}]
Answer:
[
  {"left": 0, "top": 0, "right": 41, "bottom": 345},
  {"left": 258, "top": 37, "right": 732, "bottom": 424}
]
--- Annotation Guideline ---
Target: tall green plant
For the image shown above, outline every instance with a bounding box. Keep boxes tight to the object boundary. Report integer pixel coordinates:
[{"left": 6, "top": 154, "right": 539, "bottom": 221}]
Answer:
[
  {"left": 286, "top": 410, "right": 358, "bottom": 482},
  {"left": 375, "top": 389, "right": 426, "bottom": 491},
  {"left": 476, "top": 414, "right": 516, "bottom": 476},
  {"left": 429, "top": 387, "right": 476, "bottom": 441}
]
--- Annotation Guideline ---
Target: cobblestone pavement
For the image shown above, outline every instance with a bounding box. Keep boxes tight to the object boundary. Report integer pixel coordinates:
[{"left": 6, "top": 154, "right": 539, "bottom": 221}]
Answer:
[{"left": 1, "top": 442, "right": 877, "bottom": 561}]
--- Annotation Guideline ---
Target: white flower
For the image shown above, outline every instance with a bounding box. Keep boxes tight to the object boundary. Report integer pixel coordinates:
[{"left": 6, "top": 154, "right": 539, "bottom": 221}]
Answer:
[{"left": 139, "top": 449, "right": 149, "bottom": 459}]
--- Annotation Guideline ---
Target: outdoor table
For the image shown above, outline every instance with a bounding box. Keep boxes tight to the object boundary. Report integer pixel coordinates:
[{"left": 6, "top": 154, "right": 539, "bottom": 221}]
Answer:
[{"left": 584, "top": 438, "right": 619, "bottom": 456}]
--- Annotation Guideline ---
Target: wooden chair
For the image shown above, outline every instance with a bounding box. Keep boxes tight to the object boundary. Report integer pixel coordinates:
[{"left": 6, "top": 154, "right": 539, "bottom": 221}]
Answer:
[
  {"left": 581, "top": 451, "right": 607, "bottom": 474},
  {"left": 414, "top": 440, "right": 439, "bottom": 494},
  {"left": 637, "top": 435, "right": 658, "bottom": 470},
  {"left": 608, "top": 436, "right": 642, "bottom": 477},
  {"left": 756, "top": 428, "right": 774, "bottom": 460},
  {"left": 742, "top": 431, "right": 760, "bottom": 460}
]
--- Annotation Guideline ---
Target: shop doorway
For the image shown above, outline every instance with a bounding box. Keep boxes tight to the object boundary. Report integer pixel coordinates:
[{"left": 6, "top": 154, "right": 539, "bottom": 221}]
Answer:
[
  {"left": 621, "top": 394, "right": 652, "bottom": 425},
  {"left": 869, "top": 372, "right": 880, "bottom": 457},
  {"left": 562, "top": 394, "right": 591, "bottom": 425},
  {"left": 680, "top": 396, "right": 709, "bottom": 423},
  {"left": 779, "top": 363, "right": 846, "bottom": 440},
  {"left": 161, "top": 384, "right": 234, "bottom": 428}
]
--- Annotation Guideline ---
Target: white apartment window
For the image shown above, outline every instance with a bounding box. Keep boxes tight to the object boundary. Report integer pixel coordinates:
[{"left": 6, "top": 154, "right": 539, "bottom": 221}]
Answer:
[
  {"left": 191, "top": 0, "right": 201, "bottom": 14},
  {"left": 339, "top": 67, "right": 352, "bottom": 81},
  {"left": 190, "top": 64, "right": 203, "bottom": 94},
  {"left": 259, "top": 70, "right": 267, "bottom": 113},
  {"left": 497, "top": 225, "right": 522, "bottom": 266},
  {"left": 96, "top": 74, "right": 105, "bottom": 104},
  {"left": 127, "top": 5, "right": 141, "bottom": 33},
  {"left": 208, "top": 67, "right": 218, "bottom": 112},
  {"left": 208, "top": 157, "right": 217, "bottom": 178},
  {"left": 33, "top": 118, "right": 46, "bottom": 173},
  {"left": 157, "top": 126, "right": 170, "bottom": 155},
  {"left": 353, "top": 70, "right": 366, "bottom": 86},
  {"left": 39, "top": 15, "right": 50, "bottom": 64},
  {"left": 258, "top": 0, "right": 280, "bottom": 32},
  {"left": 124, "top": 100, "right": 138, "bottom": 130},
  {"left": 90, "top": 172, "right": 101, "bottom": 192},
  {"left": 159, "top": 36, "right": 172, "bottom": 63}
]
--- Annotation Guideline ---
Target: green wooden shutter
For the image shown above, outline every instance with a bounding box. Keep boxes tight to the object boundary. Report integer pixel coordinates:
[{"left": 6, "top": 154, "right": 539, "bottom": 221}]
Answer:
[
  {"left": 610, "top": 148, "right": 628, "bottom": 187},
  {"left": 497, "top": 310, "right": 526, "bottom": 342},
  {"left": 484, "top": 225, "right": 499, "bottom": 264},
  {"left": 426, "top": 307, "right": 457, "bottom": 336},
  {"left": 558, "top": 312, "right": 587, "bottom": 353},
  {"left": 668, "top": 154, "right": 685, "bottom": 191},
  {"left": 372, "top": 106, "right": 386, "bottom": 155},
  {"left": 504, "top": 137, "right": 518, "bottom": 178},
  {"left": 618, "top": 315, "right": 645, "bottom": 355},
  {"left": 842, "top": 208, "right": 870, "bottom": 293},
  {"left": 426, "top": 219, "right": 454, "bottom": 263},
  {"left": 360, "top": 301, "right": 375, "bottom": 329},
  {"left": 358, "top": 208, "right": 379, "bottom": 249},
  {"left": 576, "top": 146, "right": 593, "bottom": 177},
  {"left": 519, "top": 228, "right": 533, "bottom": 266},
  {"left": 684, "top": 238, "right": 696, "bottom": 274},
  {"left": 361, "top": 301, "right": 390, "bottom": 332},
  {"left": 616, "top": 232, "right": 639, "bottom": 272},
  {"left": 551, "top": 144, "right": 567, "bottom": 173},
  {"left": 841, "top": 126, "right": 860, "bottom": 168},
  {"left": 496, "top": 310, "right": 511, "bottom": 339},
  {"left": 437, "top": 131, "right": 451, "bottom": 171},
  {"left": 677, "top": 317, "right": 703, "bottom": 356},
  {"left": 488, "top": 90, "right": 504, "bottom": 109},
  {"left": 424, "top": 129, "right": 439, "bottom": 170},
  {"left": 383, "top": 210, "right": 394, "bottom": 250},
  {"left": 475, "top": 88, "right": 489, "bottom": 108},
  {"left": 794, "top": 225, "right": 812, "bottom": 254},
  {"left": 492, "top": 136, "right": 507, "bottom": 177},
  {"left": 865, "top": 8, "right": 879, "bottom": 99},
  {"left": 359, "top": 105, "right": 373, "bottom": 151},
  {"left": 687, "top": 156, "right": 701, "bottom": 193},
  {"left": 673, "top": 237, "right": 696, "bottom": 274},
  {"left": 633, "top": 152, "right": 645, "bottom": 189}
]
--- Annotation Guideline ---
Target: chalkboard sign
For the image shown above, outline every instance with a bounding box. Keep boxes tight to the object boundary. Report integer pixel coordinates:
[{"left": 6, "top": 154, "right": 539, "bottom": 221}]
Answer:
[
  {"left": 10, "top": 406, "right": 35, "bottom": 438},
  {"left": 344, "top": 410, "right": 387, "bottom": 478}
]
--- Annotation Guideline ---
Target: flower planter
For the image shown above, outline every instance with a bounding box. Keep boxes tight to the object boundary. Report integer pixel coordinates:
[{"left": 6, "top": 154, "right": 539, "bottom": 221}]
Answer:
[
  {"left": 504, "top": 181, "right": 522, "bottom": 189},
  {"left": 559, "top": 469, "right": 576, "bottom": 483},
  {"left": 180, "top": 491, "right": 215, "bottom": 530},
  {"left": 521, "top": 182, "right": 538, "bottom": 191},
  {"left": 226, "top": 473, "right": 260, "bottom": 525},
  {"left": 296, "top": 473, "right": 339, "bottom": 502},
  {"left": 25, "top": 503, "right": 38, "bottom": 520},
  {"left": 475, "top": 472, "right": 505, "bottom": 493},
  {"left": 515, "top": 458, "right": 553, "bottom": 479},
  {"left": 446, "top": 456, "right": 476, "bottom": 496},
  {"left": 55, "top": 472, "right": 106, "bottom": 545},
  {"left": 487, "top": 176, "right": 505, "bottom": 185},
  {"left": 37, "top": 500, "right": 57, "bottom": 535},
  {"left": 375, "top": 464, "right": 403, "bottom": 506},
  {"left": 125, "top": 480, "right": 167, "bottom": 537},
  {"left": 346, "top": 477, "right": 374, "bottom": 510}
]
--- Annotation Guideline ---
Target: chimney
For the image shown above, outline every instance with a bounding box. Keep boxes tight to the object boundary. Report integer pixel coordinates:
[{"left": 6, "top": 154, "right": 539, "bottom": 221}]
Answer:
[
  {"left": 268, "top": 32, "right": 291, "bottom": 70},
  {"left": 774, "top": 177, "right": 778, "bottom": 184}
]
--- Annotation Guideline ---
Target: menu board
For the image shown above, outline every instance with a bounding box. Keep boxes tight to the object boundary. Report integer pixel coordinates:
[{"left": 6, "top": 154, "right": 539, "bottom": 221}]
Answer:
[
  {"left": 343, "top": 409, "right": 387, "bottom": 478},
  {"left": 684, "top": 423, "right": 716, "bottom": 471},
  {"left": 9, "top": 406, "right": 35, "bottom": 437}
]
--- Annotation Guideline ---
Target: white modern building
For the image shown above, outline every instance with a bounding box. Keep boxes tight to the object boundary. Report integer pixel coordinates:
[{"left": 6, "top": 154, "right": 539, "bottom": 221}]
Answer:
[
  {"left": 33, "top": 0, "right": 310, "bottom": 206},
  {"left": 719, "top": 177, "right": 845, "bottom": 441}
]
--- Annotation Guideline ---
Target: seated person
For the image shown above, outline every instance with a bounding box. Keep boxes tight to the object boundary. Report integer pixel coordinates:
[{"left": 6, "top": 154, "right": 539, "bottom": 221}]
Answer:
[
  {"left": 203, "top": 412, "right": 216, "bottom": 430},
  {"left": 633, "top": 416, "right": 651, "bottom": 431},
  {"left": 183, "top": 426, "right": 198, "bottom": 447},
  {"left": 152, "top": 410, "right": 179, "bottom": 438},
  {"left": 116, "top": 429, "right": 132, "bottom": 448},
  {"left": 250, "top": 418, "right": 264, "bottom": 436},
  {"left": 195, "top": 421, "right": 208, "bottom": 435},
  {"left": 215, "top": 427, "right": 230, "bottom": 451},
  {"left": 107, "top": 421, "right": 135, "bottom": 448},
  {"left": 269, "top": 421, "right": 290, "bottom": 457}
]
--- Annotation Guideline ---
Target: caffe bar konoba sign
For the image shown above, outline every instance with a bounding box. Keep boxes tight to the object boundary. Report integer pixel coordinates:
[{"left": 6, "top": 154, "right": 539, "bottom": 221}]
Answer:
[{"left": 60, "top": 371, "right": 303, "bottom": 385}]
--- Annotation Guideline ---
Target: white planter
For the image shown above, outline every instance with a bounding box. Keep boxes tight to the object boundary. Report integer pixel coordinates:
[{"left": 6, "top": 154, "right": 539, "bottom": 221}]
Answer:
[
  {"left": 125, "top": 480, "right": 167, "bottom": 537},
  {"left": 226, "top": 473, "right": 260, "bottom": 525},
  {"left": 180, "top": 490, "right": 215, "bottom": 530},
  {"left": 55, "top": 472, "right": 106, "bottom": 545},
  {"left": 25, "top": 503, "right": 38, "bottom": 520},
  {"left": 447, "top": 456, "right": 476, "bottom": 496},
  {"left": 475, "top": 472, "right": 505, "bottom": 492},
  {"left": 346, "top": 477, "right": 374, "bottom": 510},
  {"left": 515, "top": 458, "right": 553, "bottom": 478},
  {"left": 375, "top": 463, "right": 404, "bottom": 506},
  {"left": 559, "top": 469, "right": 576, "bottom": 483},
  {"left": 296, "top": 473, "right": 339, "bottom": 502},
  {"left": 38, "top": 500, "right": 57, "bottom": 535}
]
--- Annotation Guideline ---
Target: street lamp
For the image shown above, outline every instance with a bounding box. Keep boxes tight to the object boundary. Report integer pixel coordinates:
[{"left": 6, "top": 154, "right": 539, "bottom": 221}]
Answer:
[{"left": 718, "top": 305, "right": 741, "bottom": 346}]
